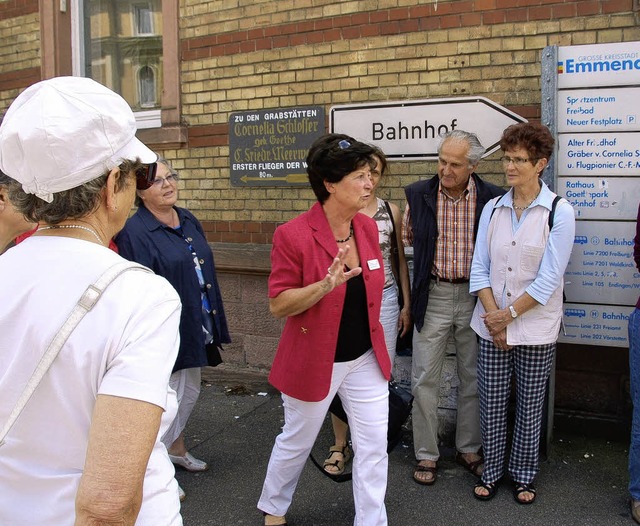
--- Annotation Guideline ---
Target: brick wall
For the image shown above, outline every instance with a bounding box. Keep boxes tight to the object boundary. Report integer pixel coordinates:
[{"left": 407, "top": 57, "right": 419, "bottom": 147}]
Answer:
[
  {"left": 0, "top": 0, "right": 40, "bottom": 114},
  {"left": 172, "top": 0, "right": 640, "bottom": 240},
  {"left": 1, "top": 1, "right": 638, "bottom": 235}
]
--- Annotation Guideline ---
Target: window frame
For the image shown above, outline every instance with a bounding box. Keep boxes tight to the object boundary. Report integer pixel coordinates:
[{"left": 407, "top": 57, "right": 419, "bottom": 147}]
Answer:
[
  {"left": 40, "top": 0, "right": 185, "bottom": 148},
  {"left": 133, "top": 3, "right": 155, "bottom": 36}
]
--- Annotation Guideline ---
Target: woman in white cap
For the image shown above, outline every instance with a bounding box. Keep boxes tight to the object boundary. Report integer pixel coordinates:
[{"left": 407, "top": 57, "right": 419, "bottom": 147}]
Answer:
[
  {"left": 0, "top": 77, "right": 183, "bottom": 526},
  {"left": 116, "top": 156, "right": 230, "bottom": 500}
]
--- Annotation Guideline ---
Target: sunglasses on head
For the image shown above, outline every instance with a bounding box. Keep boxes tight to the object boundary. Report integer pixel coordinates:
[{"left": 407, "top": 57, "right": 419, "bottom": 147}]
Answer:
[{"left": 135, "top": 162, "right": 158, "bottom": 190}]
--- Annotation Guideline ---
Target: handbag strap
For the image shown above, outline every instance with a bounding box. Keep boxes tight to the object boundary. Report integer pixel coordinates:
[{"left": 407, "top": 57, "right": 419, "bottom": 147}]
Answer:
[
  {"left": 383, "top": 200, "right": 400, "bottom": 285},
  {"left": 0, "top": 260, "right": 151, "bottom": 447}
]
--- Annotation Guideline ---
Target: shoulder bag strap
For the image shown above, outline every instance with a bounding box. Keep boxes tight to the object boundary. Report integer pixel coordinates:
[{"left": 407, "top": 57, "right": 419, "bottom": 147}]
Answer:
[
  {"left": 384, "top": 200, "right": 400, "bottom": 285},
  {"left": 0, "top": 261, "right": 151, "bottom": 447}
]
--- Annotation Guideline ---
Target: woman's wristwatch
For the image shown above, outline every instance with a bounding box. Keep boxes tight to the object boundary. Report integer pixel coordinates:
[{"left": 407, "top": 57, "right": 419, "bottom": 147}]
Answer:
[{"left": 509, "top": 305, "right": 518, "bottom": 319}]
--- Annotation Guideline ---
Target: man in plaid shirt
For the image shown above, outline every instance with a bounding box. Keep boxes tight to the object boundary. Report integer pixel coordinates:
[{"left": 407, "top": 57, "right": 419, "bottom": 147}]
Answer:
[{"left": 403, "top": 130, "right": 504, "bottom": 486}]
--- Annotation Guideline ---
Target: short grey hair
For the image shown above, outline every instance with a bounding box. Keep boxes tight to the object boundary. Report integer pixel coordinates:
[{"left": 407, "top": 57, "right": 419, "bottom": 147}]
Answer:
[
  {"left": 8, "top": 159, "right": 141, "bottom": 224},
  {"left": 438, "top": 130, "right": 486, "bottom": 166}
]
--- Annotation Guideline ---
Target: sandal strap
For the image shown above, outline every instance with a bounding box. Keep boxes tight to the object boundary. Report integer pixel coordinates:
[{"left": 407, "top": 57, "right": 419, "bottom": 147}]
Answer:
[
  {"left": 414, "top": 464, "right": 437, "bottom": 474},
  {"left": 475, "top": 480, "right": 496, "bottom": 490},
  {"left": 323, "top": 445, "right": 350, "bottom": 470},
  {"left": 515, "top": 483, "right": 536, "bottom": 494},
  {"left": 466, "top": 459, "right": 483, "bottom": 470}
]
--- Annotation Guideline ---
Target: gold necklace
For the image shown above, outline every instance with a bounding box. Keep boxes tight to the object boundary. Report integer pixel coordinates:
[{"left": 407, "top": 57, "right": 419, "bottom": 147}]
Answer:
[{"left": 38, "top": 224, "right": 104, "bottom": 244}]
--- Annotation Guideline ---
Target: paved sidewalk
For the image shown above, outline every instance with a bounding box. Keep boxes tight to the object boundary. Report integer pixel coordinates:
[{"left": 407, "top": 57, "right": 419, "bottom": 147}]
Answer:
[{"left": 174, "top": 366, "right": 633, "bottom": 526}]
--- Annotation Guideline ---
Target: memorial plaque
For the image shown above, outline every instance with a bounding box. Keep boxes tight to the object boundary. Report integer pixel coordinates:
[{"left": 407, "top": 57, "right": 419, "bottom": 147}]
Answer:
[{"left": 229, "top": 107, "right": 325, "bottom": 186}]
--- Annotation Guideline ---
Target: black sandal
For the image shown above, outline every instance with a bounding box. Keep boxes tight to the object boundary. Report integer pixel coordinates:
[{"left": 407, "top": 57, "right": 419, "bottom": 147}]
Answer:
[
  {"left": 513, "top": 482, "right": 536, "bottom": 505},
  {"left": 473, "top": 479, "right": 500, "bottom": 501}
]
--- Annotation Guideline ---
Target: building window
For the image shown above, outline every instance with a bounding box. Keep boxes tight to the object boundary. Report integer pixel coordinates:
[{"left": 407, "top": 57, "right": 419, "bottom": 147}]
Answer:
[
  {"left": 138, "top": 65, "right": 156, "bottom": 107},
  {"left": 43, "top": 0, "right": 184, "bottom": 145},
  {"left": 134, "top": 4, "right": 154, "bottom": 35},
  {"left": 72, "top": 0, "right": 163, "bottom": 125}
]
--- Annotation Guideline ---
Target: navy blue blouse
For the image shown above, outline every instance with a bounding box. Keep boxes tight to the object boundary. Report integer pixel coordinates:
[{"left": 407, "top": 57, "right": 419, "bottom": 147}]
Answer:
[{"left": 115, "top": 205, "right": 230, "bottom": 372}]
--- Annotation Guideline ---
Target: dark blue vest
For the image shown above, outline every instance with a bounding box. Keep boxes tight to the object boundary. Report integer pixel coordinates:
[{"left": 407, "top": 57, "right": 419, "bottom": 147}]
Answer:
[{"left": 404, "top": 173, "right": 505, "bottom": 331}]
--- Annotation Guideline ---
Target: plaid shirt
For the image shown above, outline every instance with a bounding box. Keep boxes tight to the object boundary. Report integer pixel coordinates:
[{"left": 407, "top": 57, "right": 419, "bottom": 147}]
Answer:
[{"left": 403, "top": 177, "right": 477, "bottom": 280}]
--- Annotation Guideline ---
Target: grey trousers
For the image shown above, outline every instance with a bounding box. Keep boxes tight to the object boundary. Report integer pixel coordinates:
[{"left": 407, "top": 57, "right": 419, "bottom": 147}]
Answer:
[{"left": 411, "top": 280, "right": 481, "bottom": 461}]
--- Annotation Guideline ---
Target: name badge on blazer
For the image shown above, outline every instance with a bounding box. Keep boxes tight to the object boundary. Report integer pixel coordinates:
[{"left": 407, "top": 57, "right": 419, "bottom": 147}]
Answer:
[{"left": 367, "top": 259, "right": 381, "bottom": 270}]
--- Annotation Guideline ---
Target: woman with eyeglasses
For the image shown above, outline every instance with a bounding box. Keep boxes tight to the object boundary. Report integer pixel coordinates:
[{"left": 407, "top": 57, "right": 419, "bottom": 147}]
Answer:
[
  {"left": 258, "top": 134, "right": 390, "bottom": 526},
  {"left": 469, "top": 122, "right": 575, "bottom": 504},
  {"left": 116, "top": 157, "right": 230, "bottom": 501},
  {"left": 0, "top": 77, "right": 182, "bottom": 525}
]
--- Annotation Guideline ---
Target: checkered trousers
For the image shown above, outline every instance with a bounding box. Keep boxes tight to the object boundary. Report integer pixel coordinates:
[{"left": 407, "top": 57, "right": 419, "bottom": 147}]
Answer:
[{"left": 477, "top": 337, "right": 555, "bottom": 486}]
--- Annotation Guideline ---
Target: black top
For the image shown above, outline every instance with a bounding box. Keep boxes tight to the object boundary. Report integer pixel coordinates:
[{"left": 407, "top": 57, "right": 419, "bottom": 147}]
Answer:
[{"left": 334, "top": 271, "right": 372, "bottom": 362}]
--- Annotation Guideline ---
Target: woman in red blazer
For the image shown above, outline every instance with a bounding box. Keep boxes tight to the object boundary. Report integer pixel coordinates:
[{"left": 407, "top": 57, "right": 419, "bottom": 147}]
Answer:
[{"left": 258, "top": 134, "right": 391, "bottom": 526}]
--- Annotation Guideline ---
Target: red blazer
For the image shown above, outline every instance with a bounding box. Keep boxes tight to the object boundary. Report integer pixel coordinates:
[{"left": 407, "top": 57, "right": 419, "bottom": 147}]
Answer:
[{"left": 268, "top": 202, "right": 391, "bottom": 402}]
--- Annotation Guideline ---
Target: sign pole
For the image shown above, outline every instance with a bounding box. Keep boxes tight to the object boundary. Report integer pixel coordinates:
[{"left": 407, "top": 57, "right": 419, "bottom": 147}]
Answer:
[{"left": 541, "top": 45, "right": 559, "bottom": 455}]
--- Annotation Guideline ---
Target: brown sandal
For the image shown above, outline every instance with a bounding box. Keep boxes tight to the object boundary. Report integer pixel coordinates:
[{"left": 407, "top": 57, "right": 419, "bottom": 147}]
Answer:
[
  {"left": 323, "top": 445, "right": 351, "bottom": 476},
  {"left": 455, "top": 452, "right": 484, "bottom": 477},
  {"left": 413, "top": 462, "right": 437, "bottom": 485}
]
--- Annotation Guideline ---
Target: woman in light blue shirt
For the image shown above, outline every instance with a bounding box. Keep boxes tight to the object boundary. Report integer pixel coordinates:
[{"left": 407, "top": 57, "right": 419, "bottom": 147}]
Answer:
[{"left": 469, "top": 122, "right": 575, "bottom": 505}]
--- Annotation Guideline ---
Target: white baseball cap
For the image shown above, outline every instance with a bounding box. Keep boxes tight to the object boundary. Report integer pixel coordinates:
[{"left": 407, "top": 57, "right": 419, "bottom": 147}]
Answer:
[{"left": 0, "top": 76, "right": 157, "bottom": 202}]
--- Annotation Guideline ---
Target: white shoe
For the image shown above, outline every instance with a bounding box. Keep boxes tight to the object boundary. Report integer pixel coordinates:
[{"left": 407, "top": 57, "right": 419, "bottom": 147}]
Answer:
[
  {"left": 177, "top": 483, "right": 186, "bottom": 502},
  {"left": 169, "top": 451, "right": 209, "bottom": 472}
]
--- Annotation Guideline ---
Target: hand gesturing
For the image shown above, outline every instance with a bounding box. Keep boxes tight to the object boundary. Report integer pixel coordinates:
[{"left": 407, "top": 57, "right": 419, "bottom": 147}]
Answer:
[{"left": 323, "top": 245, "right": 362, "bottom": 291}]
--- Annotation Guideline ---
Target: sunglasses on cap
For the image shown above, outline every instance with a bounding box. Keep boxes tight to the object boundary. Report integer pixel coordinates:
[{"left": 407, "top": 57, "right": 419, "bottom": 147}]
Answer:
[{"left": 135, "top": 163, "right": 158, "bottom": 190}]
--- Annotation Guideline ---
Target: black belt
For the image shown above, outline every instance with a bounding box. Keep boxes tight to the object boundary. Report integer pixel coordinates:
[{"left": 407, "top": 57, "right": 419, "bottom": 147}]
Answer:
[{"left": 431, "top": 274, "right": 469, "bottom": 284}]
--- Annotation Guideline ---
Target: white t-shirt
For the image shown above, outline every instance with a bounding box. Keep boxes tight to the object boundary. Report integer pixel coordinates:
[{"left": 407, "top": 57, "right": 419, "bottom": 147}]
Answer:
[{"left": 0, "top": 237, "right": 183, "bottom": 526}]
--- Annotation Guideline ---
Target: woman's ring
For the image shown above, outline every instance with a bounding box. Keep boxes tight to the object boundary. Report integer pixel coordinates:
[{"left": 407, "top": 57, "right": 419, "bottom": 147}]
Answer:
[{"left": 327, "top": 267, "right": 333, "bottom": 275}]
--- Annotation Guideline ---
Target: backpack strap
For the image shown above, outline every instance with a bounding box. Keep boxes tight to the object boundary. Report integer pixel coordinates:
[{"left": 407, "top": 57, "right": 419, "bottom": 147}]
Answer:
[
  {"left": 489, "top": 194, "right": 507, "bottom": 222},
  {"left": 548, "top": 194, "right": 562, "bottom": 231},
  {"left": 0, "top": 261, "right": 152, "bottom": 447}
]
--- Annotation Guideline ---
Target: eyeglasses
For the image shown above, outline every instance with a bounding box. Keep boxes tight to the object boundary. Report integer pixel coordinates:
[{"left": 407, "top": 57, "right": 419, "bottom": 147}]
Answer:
[
  {"left": 501, "top": 156, "right": 534, "bottom": 166},
  {"left": 135, "top": 163, "right": 157, "bottom": 190},
  {"left": 150, "top": 173, "right": 179, "bottom": 187}
]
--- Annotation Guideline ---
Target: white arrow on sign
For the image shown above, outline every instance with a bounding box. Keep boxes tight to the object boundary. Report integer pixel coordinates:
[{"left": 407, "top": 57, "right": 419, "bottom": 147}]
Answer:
[{"left": 330, "top": 96, "right": 526, "bottom": 161}]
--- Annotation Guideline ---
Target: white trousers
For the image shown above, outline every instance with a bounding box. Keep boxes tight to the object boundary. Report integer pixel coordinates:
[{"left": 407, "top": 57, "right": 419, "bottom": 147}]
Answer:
[
  {"left": 258, "top": 350, "right": 389, "bottom": 526},
  {"left": 162, "top": 367, "right": 202, "bottom": 448}
]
